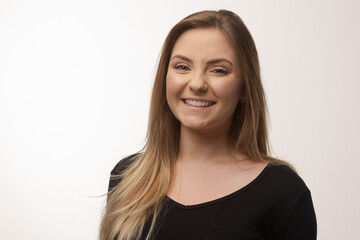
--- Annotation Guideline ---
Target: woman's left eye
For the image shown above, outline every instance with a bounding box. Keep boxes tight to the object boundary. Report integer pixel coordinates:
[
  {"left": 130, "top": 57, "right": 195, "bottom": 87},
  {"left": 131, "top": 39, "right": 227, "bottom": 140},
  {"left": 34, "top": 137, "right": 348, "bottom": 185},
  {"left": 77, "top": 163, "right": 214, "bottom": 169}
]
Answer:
[{"left": 211, "top": 68, "right": 228, "bottom": 74}]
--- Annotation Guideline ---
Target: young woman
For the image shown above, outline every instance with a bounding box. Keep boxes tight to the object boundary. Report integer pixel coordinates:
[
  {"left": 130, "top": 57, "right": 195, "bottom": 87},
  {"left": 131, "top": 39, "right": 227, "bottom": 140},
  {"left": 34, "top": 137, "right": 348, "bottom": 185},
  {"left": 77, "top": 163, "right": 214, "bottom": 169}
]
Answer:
[{"left": 100, "top": 10, "right": 317, "bottom": 240}]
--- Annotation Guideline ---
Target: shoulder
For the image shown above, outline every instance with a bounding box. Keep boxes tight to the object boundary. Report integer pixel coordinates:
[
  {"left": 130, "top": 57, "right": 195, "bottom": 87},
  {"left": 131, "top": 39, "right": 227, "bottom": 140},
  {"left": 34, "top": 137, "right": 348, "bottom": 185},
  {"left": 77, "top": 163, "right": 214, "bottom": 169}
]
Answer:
[
  {"left": 108, "top": 153, "right": 140, "bottom": 192},
  {"left": 265, "top": 162, "right": 309, "bottom": 192},
  {"left": 263, "top": 163, "right": 317, "bottom": 238},
  {"left": 111, "top": 153, "right": 140, "bottom": 175},
  {"left": 253, "top": 162, "right": 312, "bottom": 208}
]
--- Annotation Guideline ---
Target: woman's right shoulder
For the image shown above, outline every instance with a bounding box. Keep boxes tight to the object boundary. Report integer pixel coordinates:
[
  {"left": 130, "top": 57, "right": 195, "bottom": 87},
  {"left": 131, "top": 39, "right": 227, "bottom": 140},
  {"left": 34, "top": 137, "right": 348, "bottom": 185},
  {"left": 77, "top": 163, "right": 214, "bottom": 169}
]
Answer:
[
  {"left": 110, "top": 153, "right": 141, "bottom": 175},
  {"left": 108, "top": 153, "right": 140, "bottom": 192}
]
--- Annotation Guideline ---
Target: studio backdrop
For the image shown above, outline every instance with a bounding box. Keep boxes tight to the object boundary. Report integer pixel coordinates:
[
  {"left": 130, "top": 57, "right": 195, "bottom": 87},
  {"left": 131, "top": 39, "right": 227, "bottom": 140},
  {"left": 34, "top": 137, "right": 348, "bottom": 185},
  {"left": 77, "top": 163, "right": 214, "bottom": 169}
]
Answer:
[{"left": 0, "top": 0, "right": 359, "bottom": 239}]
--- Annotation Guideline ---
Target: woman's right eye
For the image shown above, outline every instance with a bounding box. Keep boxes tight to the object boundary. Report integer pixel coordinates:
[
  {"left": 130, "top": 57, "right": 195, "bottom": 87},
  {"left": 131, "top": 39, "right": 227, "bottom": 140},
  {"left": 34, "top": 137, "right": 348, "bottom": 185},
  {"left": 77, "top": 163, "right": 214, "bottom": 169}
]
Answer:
[{"left": 173, "top": 64, "right": 190, "bottom": 71}]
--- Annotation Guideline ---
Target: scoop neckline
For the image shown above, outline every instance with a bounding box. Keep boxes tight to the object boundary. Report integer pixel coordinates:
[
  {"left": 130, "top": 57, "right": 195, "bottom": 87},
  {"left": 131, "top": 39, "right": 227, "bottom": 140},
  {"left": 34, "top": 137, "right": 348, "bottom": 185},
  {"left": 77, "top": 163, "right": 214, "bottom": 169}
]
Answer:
[{"left": 165, "top": 162, "right": 274, "bottom": 210}]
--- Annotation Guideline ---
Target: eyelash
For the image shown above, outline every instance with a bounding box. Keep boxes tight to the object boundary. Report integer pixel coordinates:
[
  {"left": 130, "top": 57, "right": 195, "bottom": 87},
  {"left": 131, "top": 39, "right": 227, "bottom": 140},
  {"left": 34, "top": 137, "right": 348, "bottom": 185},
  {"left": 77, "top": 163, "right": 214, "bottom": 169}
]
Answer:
[
  {"left": 173, "top": 64, "right": 229, "bottom": 75},
  {"left": 211, "top": 68, "right": 228, "bottom": 74},
  {"left": 173, "top": 64, "right": 190, "bottom": 71}
]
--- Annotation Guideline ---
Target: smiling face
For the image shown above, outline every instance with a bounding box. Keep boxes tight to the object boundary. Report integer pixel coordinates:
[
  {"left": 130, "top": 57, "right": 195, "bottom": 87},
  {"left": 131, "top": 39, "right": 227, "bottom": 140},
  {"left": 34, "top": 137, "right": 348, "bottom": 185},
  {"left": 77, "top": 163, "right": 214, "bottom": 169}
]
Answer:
[{"left": 166, "top": 28, "right": 242, "bottom": 133}]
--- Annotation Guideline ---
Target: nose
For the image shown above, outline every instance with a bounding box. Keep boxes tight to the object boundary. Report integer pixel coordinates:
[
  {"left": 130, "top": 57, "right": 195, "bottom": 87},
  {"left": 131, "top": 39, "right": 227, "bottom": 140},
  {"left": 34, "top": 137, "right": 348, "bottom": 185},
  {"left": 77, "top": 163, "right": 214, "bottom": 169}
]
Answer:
[{"left": 189, "top": 71, "right": 208, "bottom": 92}]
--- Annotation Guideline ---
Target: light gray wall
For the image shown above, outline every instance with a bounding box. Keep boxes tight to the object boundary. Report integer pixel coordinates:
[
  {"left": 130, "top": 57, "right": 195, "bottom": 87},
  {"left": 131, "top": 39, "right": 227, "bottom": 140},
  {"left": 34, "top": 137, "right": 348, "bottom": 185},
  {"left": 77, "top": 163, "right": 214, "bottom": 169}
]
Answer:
[{"left": 0, "top": 0, "right": 359, "bottom": 239}]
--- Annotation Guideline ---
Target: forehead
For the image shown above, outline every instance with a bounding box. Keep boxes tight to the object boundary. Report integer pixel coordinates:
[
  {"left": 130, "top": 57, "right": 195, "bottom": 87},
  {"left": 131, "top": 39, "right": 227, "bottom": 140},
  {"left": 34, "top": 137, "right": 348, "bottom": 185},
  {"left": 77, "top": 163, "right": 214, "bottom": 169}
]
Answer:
[{"left": 171, "top": 28, "right": 238, "bottom": 63}]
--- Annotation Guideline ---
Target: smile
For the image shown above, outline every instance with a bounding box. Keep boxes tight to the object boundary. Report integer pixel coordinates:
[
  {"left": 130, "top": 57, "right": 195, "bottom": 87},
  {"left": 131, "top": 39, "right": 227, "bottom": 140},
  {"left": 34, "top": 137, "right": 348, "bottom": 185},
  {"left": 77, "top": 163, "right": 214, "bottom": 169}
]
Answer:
[{"left": 183, "top": 99, "right": 215, "bottom": 107}]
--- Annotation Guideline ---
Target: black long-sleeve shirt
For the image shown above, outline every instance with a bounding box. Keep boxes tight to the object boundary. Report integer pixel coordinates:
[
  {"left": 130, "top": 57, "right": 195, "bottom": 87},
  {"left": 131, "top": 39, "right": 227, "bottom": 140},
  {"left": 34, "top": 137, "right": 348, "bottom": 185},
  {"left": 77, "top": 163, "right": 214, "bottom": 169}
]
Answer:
[{"left": 108, "top": 155, "right": 317, "bottom": 239}]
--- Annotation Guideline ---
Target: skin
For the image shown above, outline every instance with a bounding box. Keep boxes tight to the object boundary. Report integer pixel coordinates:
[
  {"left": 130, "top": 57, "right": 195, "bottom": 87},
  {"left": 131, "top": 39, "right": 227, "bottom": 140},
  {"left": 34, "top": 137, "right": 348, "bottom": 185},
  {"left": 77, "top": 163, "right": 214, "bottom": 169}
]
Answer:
[
  {"left": 166, "top": 28, "right": 242, "bottom": 134},
  {"left": 165, "top": 28, "right": 267, "bottom": 205}
]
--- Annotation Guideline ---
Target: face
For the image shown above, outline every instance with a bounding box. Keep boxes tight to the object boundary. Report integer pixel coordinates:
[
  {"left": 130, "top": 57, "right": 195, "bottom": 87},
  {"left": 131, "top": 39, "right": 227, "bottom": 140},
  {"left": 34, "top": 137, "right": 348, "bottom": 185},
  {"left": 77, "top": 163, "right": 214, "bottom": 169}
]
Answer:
[{"left": 166, "top": 28, "right": 242, "bottom": 133}]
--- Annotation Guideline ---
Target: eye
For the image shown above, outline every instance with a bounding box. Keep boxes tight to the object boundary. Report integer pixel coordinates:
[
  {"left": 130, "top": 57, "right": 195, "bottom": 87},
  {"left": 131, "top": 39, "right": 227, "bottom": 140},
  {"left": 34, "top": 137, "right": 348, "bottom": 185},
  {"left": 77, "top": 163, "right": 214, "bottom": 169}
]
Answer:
[
  {"left": 211, "top": 68, "right": 229, "bottom": 74},
  {"left": 173, "top": 64, "right": 190, "bottom": 71}
]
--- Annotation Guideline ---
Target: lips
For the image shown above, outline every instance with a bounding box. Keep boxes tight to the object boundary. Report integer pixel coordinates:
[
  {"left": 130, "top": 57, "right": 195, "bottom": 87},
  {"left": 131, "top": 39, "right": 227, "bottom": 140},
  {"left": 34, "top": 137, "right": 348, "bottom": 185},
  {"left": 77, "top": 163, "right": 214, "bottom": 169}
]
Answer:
[{"left": 183, "top": 99, "right": 216, "bottom": 107}]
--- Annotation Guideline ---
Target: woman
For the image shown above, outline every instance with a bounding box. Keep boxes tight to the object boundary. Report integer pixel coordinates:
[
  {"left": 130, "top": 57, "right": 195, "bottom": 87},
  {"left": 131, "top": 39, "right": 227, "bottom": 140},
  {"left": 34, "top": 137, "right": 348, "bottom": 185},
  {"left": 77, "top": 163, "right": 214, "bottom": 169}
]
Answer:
[{"left": 100, "top": 10, "right": 317, "bottom": 240}]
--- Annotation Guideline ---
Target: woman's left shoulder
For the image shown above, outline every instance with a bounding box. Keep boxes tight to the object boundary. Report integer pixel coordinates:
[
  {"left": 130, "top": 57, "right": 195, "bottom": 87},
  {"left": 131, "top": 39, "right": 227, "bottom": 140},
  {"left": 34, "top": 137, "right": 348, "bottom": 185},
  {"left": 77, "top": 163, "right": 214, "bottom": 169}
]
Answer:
[
  {"left": 262, "top": 163, "right": 317, "bottom": 238},
  {"left": 263, "top": 162, "right": 311, "bottom": 195}
]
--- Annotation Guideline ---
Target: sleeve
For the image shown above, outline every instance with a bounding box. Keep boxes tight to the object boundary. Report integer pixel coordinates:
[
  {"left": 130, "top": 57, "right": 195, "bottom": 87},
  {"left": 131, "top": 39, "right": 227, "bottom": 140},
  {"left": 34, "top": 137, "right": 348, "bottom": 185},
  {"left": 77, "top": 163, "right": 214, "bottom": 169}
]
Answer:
[
  {"left": 108, "top": 168, "right": 122, "bottom": 193},
  {"left": 107, "top": 153, "right": 139, "bottom": 193},
  {"left": 277, "top": 190, "right": 317, "bottom": 240}
]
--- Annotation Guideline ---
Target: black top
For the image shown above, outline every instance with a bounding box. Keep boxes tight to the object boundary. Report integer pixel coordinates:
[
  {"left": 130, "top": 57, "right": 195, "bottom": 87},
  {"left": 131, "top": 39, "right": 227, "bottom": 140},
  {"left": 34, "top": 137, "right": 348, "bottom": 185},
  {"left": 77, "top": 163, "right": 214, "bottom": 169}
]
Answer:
[{"left": 109, "top": 155, "right": 317, "bottom": 240}]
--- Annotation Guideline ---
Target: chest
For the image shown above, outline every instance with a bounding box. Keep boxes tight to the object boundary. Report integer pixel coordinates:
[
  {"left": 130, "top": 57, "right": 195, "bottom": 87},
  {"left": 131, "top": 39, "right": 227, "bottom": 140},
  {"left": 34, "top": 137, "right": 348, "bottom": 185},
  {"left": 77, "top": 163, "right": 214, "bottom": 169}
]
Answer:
[
  {"left": 166, "top": 162, "right": 266, "bottom": 206},
  {"left": 152, "top": 195, "right": 280, "bottom": 240}
]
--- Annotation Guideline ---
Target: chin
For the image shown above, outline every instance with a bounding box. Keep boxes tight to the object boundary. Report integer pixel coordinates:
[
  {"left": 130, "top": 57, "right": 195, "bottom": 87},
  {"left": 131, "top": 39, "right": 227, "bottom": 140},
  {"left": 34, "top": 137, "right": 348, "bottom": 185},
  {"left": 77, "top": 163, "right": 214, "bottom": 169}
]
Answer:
[
  {"left": 181, "top": 120, "right": 220, "bottom": 132},
  {"left": 180, "top": 121, "right": 209, "bottom": 130}
]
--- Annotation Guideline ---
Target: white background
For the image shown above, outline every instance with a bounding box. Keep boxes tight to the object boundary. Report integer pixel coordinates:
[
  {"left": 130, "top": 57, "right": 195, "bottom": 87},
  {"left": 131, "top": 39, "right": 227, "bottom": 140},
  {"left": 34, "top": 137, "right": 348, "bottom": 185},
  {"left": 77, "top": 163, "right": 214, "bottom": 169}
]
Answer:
[{"left": 1, "top": 0, "right": 359, "bottom": 239}]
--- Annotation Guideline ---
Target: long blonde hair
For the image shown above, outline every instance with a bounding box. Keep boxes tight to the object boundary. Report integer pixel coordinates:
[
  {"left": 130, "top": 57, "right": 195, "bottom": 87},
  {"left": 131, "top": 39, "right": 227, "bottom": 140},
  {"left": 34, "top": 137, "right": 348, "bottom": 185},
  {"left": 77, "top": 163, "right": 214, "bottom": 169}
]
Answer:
[{"left": 100, "top": 9, "right": 292, "bottom": 240}]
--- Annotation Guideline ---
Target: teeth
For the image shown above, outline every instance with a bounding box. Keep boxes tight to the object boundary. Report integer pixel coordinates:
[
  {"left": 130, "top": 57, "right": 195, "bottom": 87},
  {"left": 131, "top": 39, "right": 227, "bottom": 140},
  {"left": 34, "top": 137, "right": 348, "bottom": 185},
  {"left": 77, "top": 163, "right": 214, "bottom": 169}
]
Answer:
[{"left": 184, "top": 99, "right": 214, "bottom": 107}]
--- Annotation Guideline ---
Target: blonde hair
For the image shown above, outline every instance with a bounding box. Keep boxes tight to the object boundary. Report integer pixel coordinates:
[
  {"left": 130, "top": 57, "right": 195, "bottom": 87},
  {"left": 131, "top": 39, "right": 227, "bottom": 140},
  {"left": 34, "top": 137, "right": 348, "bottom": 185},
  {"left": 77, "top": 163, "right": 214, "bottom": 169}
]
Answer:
[{"left": 100, "top": 9, "right": 293, "bottom": 240}]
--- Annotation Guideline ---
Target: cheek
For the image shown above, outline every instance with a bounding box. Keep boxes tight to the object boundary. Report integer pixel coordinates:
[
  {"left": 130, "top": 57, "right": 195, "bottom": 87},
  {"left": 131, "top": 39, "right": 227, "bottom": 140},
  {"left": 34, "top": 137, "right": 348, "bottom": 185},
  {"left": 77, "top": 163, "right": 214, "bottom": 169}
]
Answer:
[
  {"left": 166, "top": 72, "right": 186, "bottom": 100},
  {"left": 212, "top": 80, "right": 241, "bottom": 102}
]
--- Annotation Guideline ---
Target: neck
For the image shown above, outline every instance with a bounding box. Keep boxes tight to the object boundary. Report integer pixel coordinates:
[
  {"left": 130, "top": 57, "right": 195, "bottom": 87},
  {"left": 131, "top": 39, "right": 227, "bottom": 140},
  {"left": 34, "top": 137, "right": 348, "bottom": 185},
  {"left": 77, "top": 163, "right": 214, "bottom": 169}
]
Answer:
[{"left": 178, "top": 125, "right": 233, "bottom": 164}]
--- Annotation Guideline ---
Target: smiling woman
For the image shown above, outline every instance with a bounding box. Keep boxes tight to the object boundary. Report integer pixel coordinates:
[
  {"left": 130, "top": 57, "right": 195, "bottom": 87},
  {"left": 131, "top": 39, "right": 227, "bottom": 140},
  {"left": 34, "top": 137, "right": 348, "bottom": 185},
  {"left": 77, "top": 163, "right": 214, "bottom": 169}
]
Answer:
[{"left": 100, "top": 9, "right": 317, "bottom": 240}]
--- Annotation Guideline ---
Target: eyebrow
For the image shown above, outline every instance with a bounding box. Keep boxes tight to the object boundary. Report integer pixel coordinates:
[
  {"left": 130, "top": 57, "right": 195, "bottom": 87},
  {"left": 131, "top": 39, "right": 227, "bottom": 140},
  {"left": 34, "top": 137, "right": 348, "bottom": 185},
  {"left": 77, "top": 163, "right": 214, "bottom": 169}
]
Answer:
[{"left": 170, "top": 54, "right": 233, "bottom": 67}]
